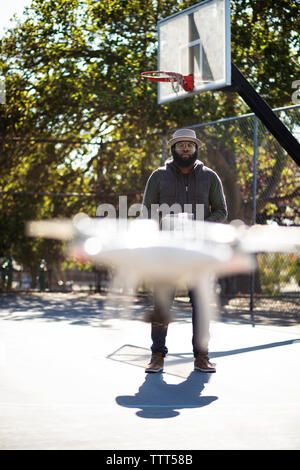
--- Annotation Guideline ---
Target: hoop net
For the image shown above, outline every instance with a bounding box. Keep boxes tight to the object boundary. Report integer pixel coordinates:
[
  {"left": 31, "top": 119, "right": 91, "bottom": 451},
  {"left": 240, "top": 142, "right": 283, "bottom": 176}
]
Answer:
[{"left": 141, "top": 71, "right": 194, "bottom": 93}]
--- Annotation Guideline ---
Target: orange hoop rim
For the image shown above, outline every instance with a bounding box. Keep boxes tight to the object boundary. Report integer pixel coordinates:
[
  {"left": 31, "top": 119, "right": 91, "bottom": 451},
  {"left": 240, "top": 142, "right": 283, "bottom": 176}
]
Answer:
[
  {"left": 141, "top": 71, "right": 183, "bottom": 82},
  {"left": 141, "top": 71, "right": 194, "bottom": 92}
]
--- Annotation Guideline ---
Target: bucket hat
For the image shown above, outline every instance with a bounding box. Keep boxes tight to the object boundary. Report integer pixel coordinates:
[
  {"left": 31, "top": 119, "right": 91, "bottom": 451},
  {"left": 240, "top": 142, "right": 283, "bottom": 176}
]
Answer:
[{"left": 167, "top": 128, "right": 203, "bottom": 147}]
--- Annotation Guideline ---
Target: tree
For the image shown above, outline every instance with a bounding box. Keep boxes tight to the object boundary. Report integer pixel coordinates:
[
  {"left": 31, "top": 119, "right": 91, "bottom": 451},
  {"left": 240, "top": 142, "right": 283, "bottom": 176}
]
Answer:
[{"left": 0, "top": 0, "right": 299, "bottom": 279}]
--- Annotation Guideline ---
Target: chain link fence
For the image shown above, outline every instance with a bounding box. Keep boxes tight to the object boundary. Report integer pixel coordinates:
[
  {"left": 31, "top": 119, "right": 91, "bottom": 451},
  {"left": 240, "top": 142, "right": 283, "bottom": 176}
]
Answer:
[{"left": 163, "top": 104, "right": 300, "bottom": 318}]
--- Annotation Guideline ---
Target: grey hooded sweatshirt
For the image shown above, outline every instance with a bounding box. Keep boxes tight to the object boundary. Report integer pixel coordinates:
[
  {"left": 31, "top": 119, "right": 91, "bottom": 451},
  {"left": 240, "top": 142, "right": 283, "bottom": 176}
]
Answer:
[{"left": 142, "top": 159, "right": 227, "bottom": 222}]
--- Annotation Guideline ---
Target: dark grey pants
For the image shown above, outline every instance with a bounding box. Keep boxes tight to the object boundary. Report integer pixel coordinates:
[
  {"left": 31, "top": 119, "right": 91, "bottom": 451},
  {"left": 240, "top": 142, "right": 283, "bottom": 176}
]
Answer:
[{"left": 150, "top": 288, "right": 210, "bottom": 357}]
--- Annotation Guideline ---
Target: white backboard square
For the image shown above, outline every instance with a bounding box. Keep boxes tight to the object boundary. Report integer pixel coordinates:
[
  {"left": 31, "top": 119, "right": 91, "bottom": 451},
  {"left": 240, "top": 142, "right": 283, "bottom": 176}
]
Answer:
[{"left": 157, "top": 0, "right": 231, "bottom": 104}]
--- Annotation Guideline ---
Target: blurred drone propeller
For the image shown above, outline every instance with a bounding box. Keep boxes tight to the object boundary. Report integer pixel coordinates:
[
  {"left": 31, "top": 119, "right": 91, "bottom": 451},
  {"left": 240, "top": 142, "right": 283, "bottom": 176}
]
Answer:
[
  {"left": 26, "top": 218, "right": 74, "bottom": 240},
  {"left": 239, "top": 224, "right": 300, "bottom": 253}
]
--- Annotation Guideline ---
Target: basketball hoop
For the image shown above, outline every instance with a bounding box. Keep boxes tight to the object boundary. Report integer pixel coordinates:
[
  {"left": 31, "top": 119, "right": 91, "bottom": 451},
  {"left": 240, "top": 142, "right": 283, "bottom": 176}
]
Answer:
[{"left": 141, "top": 71, "right": 194, "bottom": 93}]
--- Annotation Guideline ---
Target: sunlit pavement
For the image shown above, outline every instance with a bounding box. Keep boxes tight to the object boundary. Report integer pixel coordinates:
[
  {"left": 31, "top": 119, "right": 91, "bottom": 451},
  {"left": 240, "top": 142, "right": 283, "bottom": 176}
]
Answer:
[{"left": 0, "top": 293, "right": 299, "bottom": 450}]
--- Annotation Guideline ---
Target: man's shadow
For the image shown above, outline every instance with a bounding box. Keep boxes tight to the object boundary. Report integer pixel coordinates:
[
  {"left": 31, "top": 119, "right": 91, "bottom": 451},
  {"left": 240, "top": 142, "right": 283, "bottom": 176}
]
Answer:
[{"left": 116, "top": 371, "right": 217, "bottom": 419}]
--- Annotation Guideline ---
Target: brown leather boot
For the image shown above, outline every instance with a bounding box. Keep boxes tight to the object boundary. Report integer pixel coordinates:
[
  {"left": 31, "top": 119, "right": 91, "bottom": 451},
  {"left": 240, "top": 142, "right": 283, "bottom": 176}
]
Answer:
[
  {"left": 145, "top": 352, "right": 164, "bottom": 373},
  {"left": 194, "top": 353, "right": 216, "bottom": 373}
]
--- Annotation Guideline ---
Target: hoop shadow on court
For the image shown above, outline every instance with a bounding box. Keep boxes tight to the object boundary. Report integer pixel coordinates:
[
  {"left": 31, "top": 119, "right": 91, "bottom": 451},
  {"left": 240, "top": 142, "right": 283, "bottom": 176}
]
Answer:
[{"left": 116, "top": 371, "right": 217, "bottom": 419}]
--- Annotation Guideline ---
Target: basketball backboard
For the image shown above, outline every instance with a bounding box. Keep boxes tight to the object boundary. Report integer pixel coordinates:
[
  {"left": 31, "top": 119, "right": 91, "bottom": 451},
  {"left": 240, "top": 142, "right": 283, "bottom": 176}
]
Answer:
[{"left": 157, "top": 0, "right": 231, "bottom": 104}]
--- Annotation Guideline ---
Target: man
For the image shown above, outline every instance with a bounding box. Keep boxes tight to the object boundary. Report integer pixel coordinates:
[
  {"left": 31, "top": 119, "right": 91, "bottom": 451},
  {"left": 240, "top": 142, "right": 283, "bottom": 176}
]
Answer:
[{"left": 142, "top": 128, "right": 227, "bottom": 373}]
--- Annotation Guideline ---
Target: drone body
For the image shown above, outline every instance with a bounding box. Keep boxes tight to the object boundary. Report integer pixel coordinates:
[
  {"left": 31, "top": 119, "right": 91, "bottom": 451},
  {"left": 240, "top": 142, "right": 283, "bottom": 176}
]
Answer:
[{"left": 26, "top": 214, "right": 300, "bottom": 327}]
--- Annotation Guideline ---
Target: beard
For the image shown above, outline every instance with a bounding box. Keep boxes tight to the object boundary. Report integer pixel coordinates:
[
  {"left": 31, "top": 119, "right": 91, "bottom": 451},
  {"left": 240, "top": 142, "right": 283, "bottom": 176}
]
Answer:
[{"left": 171, "top": 146, "right": 198, "bottom": 168}]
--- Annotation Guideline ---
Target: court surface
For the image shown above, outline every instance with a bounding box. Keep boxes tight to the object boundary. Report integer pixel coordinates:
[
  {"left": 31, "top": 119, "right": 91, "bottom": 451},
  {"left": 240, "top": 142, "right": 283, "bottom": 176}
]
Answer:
[{"left": 0, "top": 293, "right": 299, "bottom": 450}]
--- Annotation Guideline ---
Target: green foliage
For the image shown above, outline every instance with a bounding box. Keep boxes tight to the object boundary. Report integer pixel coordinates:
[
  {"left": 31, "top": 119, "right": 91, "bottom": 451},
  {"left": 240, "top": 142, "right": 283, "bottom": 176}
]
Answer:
[
  {"left": 231, "top": 0, "right": 299, "bottom": 105},
  {"left": 258, "top": 253, "right": 300, "bottom": 295}
]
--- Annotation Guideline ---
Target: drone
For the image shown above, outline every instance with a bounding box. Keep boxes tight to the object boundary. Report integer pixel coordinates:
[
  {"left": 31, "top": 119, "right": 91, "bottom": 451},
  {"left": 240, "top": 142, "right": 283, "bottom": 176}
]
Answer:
[{"left": 26, "top": 214, "right": 300, "bottom": 325}]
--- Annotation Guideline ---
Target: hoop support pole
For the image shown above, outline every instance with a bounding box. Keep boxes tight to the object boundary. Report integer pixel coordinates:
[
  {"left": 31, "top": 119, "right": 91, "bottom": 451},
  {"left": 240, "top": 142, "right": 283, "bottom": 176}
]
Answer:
[{"left": 228, "top": 63, "right": 300, "bottom": 166}]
